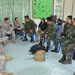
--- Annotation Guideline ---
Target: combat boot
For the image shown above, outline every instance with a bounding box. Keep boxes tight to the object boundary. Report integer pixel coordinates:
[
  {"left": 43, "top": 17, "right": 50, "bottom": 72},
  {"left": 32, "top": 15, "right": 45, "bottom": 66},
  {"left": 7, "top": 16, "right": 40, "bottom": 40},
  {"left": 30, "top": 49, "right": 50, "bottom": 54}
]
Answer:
[
  {"left": 73, "top": 73, "right": 75, "bottom": 75},
  {"left": 59, "top": 55, "right": 66, "bottom": 63},
  {"left": 62, "top": 54, "right": 72, "bottom": 64},
  {"left": 2, "top": 72, "right": 14, "bottom": 75},
  {"left": 5, "top": 56, "right": 13, "bottom": 61},
  {"left": 50, "top": 48, "right": 58, "bottom": 53},
  {"left": 46, "top": 46, "right": 50, "bottom": 52},
  {"left": 12, "top": 39, "right": 16, "bottom": 43}
]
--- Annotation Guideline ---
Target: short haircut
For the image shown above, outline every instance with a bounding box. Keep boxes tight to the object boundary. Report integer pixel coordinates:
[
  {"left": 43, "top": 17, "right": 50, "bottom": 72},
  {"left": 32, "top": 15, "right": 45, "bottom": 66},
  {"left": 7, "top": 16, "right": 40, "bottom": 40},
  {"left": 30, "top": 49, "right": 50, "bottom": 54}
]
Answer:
[
  {"left": 73, "top": 18, "right": 75, "bottom": 21},
  {"left": 24, "top": 15, "right": 29, "bottom": 19},
  {"left": 67, "top": 15, "right": 72, "bottom": 20},
  {"left": 15, "top": 17, "right": 18, "bottom": 21},
  {"left": 58, "top": 18, "right": 62, "bottom": 23},
  {"left": 41, "top": 18, "right": 45, "bottom": 21},
  {"left": 4, "top": 18, "right": 9, "bottom": 21},
  {"left": 46, "top": 17, "right": 53, "bottom": 22}
]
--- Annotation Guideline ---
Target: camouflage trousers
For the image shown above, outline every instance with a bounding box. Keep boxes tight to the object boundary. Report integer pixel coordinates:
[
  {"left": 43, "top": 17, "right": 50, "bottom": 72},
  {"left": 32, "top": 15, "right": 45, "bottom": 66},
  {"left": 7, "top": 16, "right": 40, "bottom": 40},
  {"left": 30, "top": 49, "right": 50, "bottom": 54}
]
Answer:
[
  {"left": 0, "top": 45, "right": 6, "bottom": 73},
  {"left": 66, "top": 44, "right": 75, "bottom": 55},
  {"left": 28, "top": 31, "right": 35, "bottom": 38},
  {"left": 55, "top": 38, "right": 75, "bottom": 55}
]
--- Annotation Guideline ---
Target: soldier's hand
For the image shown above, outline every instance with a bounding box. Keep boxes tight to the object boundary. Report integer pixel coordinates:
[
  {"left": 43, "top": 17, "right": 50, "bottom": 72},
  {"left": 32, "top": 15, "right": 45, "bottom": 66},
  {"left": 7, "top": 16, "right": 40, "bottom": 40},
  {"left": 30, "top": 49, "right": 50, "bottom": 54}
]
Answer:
[
  {"left": 23, "top": 30, "right": 25, "bottom": 33},
  {"left": 62, "top": 36, "right": 65, "bottom": 38},
  {"left": 45, "top": 35, "right": 48, "bottom": 38},
  {"left": 41, "top": 31, "right": 44, "bottom": 34},
  {"left": 17, "top": 28, "right": 20, "bottom": 30},
  {"left": 7, "top": 31, "right": 11, "bottom": 34},
  {"left": 30, "top": 30, "right": 33, "bottom": 33}
]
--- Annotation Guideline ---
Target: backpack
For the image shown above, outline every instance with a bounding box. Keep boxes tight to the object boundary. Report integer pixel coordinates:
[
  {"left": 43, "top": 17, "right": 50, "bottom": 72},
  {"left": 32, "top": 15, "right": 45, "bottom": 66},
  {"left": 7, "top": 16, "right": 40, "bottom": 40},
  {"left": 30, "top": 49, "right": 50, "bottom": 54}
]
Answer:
[{"left": 29, "top": 44, "right": 45, "bottom": 54}]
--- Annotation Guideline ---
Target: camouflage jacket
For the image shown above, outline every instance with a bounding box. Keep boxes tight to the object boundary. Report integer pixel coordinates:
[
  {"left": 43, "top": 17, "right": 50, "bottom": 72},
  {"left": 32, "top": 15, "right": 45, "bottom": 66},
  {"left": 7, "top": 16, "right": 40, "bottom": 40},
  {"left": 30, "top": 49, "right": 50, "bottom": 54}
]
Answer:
[
  {"left": 68, "top": 25, "right": 75, "bottom": 41},
  {"left": 62, "top": 23, "right": 72, "bottom": 36},
  {"left": 44, "top": 22, "right": 56, "bottom": 40},
  {"left": 0, "top": 23, "right": 11, "bottom": 33},
  {"left": 59, "top": 25, "right": 75, "bottom": 43},
  {"left": 24, "top": 19, "right": 36, "bottom": 32}
]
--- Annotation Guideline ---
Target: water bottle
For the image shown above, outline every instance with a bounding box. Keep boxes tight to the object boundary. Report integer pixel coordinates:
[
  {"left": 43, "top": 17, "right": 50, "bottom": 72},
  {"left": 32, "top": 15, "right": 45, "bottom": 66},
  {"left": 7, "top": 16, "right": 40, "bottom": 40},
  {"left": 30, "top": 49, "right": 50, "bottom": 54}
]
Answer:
[{"left": 45, "top": 52, "right": 48, "bottom": 59}]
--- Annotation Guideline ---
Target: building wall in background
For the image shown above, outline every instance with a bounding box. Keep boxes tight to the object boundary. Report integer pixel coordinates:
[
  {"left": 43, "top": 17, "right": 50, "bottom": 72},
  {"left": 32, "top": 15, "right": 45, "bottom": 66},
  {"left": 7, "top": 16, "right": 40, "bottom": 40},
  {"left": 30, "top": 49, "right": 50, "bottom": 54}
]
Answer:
[
  {"left": 31, "top": 0, "right": 75, "bottom": 25},
  {"left": 63, "top": 0, "right": 74, "bottom": 20}
]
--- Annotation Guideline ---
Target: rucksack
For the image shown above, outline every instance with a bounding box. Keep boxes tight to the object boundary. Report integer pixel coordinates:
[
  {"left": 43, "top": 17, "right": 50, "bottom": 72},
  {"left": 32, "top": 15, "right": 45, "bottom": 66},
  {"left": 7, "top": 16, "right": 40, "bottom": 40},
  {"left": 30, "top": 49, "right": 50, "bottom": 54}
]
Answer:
[{"left": 29, "top": 44, "right": 45, "bottom": 54}]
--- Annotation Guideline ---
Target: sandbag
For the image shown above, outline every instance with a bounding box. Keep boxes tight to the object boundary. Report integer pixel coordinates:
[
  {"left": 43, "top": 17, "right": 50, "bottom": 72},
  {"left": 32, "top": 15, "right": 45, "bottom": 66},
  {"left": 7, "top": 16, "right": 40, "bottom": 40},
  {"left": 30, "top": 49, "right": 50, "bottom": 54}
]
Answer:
[{"left": 34, "top": 50, "right": 46, "bottom": 61}]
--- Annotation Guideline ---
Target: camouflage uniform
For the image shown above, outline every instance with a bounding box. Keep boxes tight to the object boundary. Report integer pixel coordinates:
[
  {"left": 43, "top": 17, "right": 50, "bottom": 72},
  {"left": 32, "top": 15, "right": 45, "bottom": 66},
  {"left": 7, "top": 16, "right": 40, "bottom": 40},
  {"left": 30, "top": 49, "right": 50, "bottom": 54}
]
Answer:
[
  {"left": 43, "top": 22, "right": 56, "bottom": 46},
  {"left": 0, "top": 27, "right": 5, "bottom": 41},
  {"left": 14, "top": 22, "right": 23, "bottom": 36},
  {"left": 0, "top": 23, "right": 16, "bottom": 39},
  {"left": 24, "top": 19, "right": 36, "bottom": 38},
  {"left": 65, "top": 25, "right": 75, "bottom": 53},
  {"left": 55, "top": 23, "right": 73, "bottom": 55}
]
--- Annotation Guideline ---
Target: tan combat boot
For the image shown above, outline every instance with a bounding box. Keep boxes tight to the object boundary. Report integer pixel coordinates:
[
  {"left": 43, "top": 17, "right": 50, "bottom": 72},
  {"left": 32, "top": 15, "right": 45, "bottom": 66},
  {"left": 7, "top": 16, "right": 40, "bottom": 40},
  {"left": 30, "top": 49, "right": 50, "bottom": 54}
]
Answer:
[
  {"left": 2, "top": 72, "right": 14, "bottom": 75},
  {"left": 5, "top": 56, "right": 13, "bottom": 61},
  {"left": 62, "top": 53, "right": 72, "bottom": 64},
  {"left": 12, "top": 39, "right": 16, "bottom": 44}
]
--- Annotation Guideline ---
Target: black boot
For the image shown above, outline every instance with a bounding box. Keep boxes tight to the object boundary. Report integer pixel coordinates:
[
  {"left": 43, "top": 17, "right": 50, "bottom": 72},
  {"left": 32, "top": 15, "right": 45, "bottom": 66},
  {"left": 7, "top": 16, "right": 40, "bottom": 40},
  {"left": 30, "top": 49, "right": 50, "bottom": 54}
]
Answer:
[
  {"left": 25, "top": 38, "right": 28, "bottom": 41},
  {"left": 39, "top": 39, "right": 43, "bottom": 45},
  {"left": 62, "top": 54, "right": 72, "bottom": 64},
  {"left": 22, "top": 38, "right": 28, "bottom": 41},
  {"left": 30, "top": 38, "right": 32, "bottom": 42},
  {"left": 46, "top": 46, "right": 50, "bottom": 52},
  {"left": 50, "top": 48, "right": 58, "bottom": 53},
  {"left": 59, "top": 55, "right": 66, "bottom": 63},
  {"left": 73, "top": 73, "right": 75, "bottom": 75}
]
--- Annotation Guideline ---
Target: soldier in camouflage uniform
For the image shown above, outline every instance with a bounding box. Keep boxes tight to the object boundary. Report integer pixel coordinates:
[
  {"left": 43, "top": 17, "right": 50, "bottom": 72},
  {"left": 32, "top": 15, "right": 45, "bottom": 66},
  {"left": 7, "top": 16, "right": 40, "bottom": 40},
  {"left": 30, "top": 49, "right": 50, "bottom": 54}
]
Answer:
[
  {"left": 0, "top": 26, "right": 8, "bottom": 46},
  {"left": 51, "top": 16, "right": 74, "bottom": 64},
  {"left": 0, "top": 18, "right": 16, "bottom": 43},
  {"left": 14, "top": 17, "right": 23, "bottom": 38},
  {"left": 0, "top": 43, "right": 13, "bottom": 75},
  {"left": 0, "top": 45, "right": 13, "bottom": 75},
  {"left": 61, "top": 18, "right": 75, "bottom": 64},
  {"left": 41, "top": 17, "right": 56, "bottom": 52},
  {"left": 23, "top": 15, "right": 36, "bottom": 42},
  {"left": 51, "top": 15, "right": 73, "bottom": 53}
]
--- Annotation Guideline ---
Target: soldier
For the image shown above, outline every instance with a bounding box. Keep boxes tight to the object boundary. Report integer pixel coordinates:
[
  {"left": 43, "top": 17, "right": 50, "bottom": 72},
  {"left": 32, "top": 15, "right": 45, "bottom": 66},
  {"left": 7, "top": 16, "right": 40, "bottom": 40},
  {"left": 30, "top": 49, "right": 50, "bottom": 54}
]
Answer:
[
  {"left": 0, "top": 26, "right": 8, "bottom": 46},
  {"left": 51, "top": 16, "right": 74, "bottom": 64},
  {"left": 0, "top": 46, "right": 13, "bottom": 75},
  {"left": 0, "top": 37, "right": 13, "bottom": 75},
  {"left": 14, "top": 17, "right": 23, "bottom": 38},
  {"left": 51, "top": 15, "right": 73, "bottom": 53},
  {"left": 23, "top": 15, "right": 36, "bottom": 42},
  {"left": 0, "top": 18, "right": 16, "bottom": 43},
  {"left": 61, "top": 18, "right": 75, "bottom": 64},
  {"left": 41, "top": 17, "right": 56, "bottom": 52}
]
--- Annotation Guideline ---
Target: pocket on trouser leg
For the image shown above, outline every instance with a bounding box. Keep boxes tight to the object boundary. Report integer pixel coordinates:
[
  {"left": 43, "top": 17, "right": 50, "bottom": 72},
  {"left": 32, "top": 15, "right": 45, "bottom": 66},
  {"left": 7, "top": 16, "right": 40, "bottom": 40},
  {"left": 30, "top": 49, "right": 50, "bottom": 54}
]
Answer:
[{"left": 62, "top": 49, "right": 67, "bottom": 55}]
